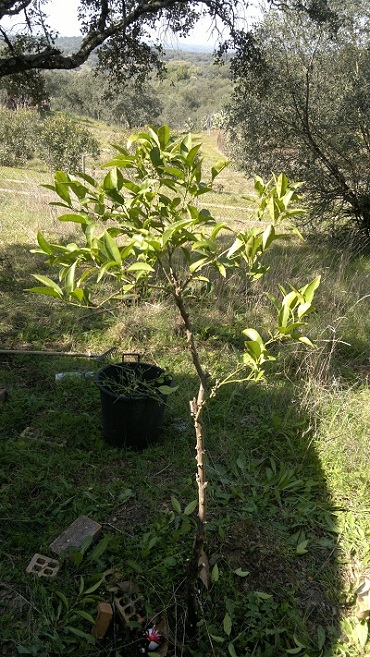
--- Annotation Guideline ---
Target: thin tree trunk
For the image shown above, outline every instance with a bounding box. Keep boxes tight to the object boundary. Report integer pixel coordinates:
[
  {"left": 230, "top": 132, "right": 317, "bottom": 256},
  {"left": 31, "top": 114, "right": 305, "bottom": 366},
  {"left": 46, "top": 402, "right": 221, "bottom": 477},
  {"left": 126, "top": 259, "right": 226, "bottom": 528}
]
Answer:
[{"left": 172, "top": 287, "right": 209, "bottom": 635}]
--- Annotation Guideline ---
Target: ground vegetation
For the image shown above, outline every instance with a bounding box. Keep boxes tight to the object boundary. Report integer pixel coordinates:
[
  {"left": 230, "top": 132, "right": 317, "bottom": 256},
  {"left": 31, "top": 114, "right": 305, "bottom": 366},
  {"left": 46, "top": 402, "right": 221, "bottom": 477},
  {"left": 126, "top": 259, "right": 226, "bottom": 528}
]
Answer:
[{"left": 1, "top": 127, "right": 370, "bottom": 656}]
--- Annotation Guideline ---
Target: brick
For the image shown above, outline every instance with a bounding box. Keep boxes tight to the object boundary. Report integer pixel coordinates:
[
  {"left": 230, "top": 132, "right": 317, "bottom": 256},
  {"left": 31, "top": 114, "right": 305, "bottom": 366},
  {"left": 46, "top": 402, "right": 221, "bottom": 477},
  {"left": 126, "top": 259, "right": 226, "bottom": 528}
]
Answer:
[
  {"left": 49, "top": 515, "right": 102, "bottom": 556},
  {"left": 91, "top": 601, "right": 113, "bottom": 639},
  {"left": 26, "top": 553, "right": 60, "bottom": 578}
]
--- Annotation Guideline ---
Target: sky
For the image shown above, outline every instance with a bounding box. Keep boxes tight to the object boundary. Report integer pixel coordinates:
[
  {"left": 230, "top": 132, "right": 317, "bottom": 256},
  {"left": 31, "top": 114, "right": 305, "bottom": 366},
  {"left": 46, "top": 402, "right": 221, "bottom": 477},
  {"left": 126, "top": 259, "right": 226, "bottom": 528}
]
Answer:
[{"left": 2, "top": 0, "right": 261, "bottom": 48}]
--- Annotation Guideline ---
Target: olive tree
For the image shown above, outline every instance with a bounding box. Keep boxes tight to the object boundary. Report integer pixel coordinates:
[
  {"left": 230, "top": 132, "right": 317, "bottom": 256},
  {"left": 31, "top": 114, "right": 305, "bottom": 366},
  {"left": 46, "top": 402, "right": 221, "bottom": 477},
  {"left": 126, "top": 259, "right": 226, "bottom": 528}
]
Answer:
[{"left": 227, "top": 1, "right": 370, "bottom": 240}]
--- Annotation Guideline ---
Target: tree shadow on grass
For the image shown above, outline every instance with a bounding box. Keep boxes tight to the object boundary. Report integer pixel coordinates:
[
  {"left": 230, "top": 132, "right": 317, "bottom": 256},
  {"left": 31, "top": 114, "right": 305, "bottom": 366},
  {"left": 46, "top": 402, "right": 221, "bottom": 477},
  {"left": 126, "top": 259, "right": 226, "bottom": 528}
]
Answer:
[{"left": 200, "top": 380, "right": 345, "bottom": 656}]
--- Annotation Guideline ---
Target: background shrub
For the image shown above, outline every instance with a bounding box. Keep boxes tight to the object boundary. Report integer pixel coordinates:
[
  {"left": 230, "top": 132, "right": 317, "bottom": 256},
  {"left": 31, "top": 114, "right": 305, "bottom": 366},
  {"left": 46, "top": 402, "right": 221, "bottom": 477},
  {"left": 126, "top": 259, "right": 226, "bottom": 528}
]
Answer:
[
  {"left": 0, "top": 107, "right": 39, "bottom": 167},
  {"left": 39, "top": 113, "right": 100, "bottom": 172}
]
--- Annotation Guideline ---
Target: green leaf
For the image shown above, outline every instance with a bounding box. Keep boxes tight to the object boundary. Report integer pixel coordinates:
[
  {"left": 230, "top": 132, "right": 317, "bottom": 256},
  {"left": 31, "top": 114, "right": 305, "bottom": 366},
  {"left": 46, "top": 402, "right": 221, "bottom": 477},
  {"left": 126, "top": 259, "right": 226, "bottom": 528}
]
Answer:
[
  {"left": 262, "top": 224, "right": 275, "bottom": 250},
  {"left": 234, "top": 568, "right": 249, "bottom": 577},
  {"left": 223, "top": 612, "right": 232, "bottom": 637},
  {"left": 150, "top": 146, "right": 162, "bottom": 167},
  {"left": 255, "top": 591, "right": 272, "bottom": 600},
  {"left": 162, "top": 218, "right": 193, "bottom": 245},
  {"left": 211, "top": 159, "right": 229, "bottom": 180},
  {"left": 58, "top": 213, "right": 88, "bottom": 224},
  {"left": 103, "top": 155, "right": 134, "bottom": 169},
  {"left": 184, "top": 499, "right": 197, "bottom": 515},
  {"left": 103, "top": 232, "right": 121, "bottom": 264},
  {"left": 292, "top": 636, "right": 307, "bottom": 649},
  {"left": 37, "top": 231, "right": 53, "bottom": 255},
  {"left": 74, "top": 610, "right": 95, "bottom": 624},
  {"left": 27, "top": 286, "right": 63, "bottom": 298},
  {"left": 163, "top": 166, "right": 185, "bottom": 179},
  {"left": 209, "top": 634, "right": 225, "bottom": 644},
  {"left": 297, "top": 301, "right": 312, "bottom": 318},
  {"left": 210, "top": 223, "right": 229, "bottom": 240},
  {"left": 317, "top": 624, "right": 326, "bottom": 650},
  {"left": 103, "top": 168, "right": 123, "bottom": 191},
  {"left": 55, "top": 590, "right": 69, "bottom": 609},
  {"left": 298, "top": 336, "right": 315, "bottom": 347},
  {"left": 302, "top": 275, "right": 321, "bottom": 303},
  {"left": 227, "top": 237, "right": 244, "bottom": 258},
  {"left": 228, "top": 642, "right": 238, "bottom": 657},
  {"left": 96, "top": 260, "right": 120, "bottom": 283},
  {"left": 65, "top": 262, "right": 77, "bottom": 294},
  {"left": 147, "top": 125, "right": 161, "bottom": 147},
  {"left": 215, "top": 261, "right": 227, "bottom": 277},
  {"left": 126, "top": 559, "right": 143, "bottom": 573},
  {"left": 158, "top": 384, "right": 178, "bottom": 395},
  {"left": 171, "top": 497, "right": 181, "bottom": 513},
  {"left": 88, "top": 536, "right": 110, "bottom": 562},
  {"left": 286, "top": 648, "right": 304, "bottom": 654},
  {"left": 55, "top": 182, "right": 71, "bottom": 205},
  {"left": 236, "top": 454, "right": 246, "bottom": 470},
  {"left": 65, "top": 626, "right": 95, "bottom": 644},
  {"left": 211, "top": 563, "right": 219, "bottom": 582},
  {"left": 187, "top": 143, "right": 202, "bottom": 165},
  {"left": 16, "top": 647, "right": 43, "bottom": 655},
  {"left": 158, "top": 125, "right": 171, "bottom": 147},
  {"left": 189, "top": 257, "right": 209, "bottom": 273},
  {"left": 127, "top": 262, "right": 154, "bottom": 273},
  {"left": 71, "top": 288, "right": 87, "bottom": 303},
  {"left": 31, "top": 275, "right": 63, "bottom": 297},
  {"left": 296, "top": 540, "right": 308, "bottom": 555},
  {"left": 84, "top": 578, "right": 104, "bottom": 595},
  {"left": 193, "top": 275, "right": 210, "bottom": 283},
  {"left": 78, "top": 576, "right": 85, "bottom": 595},
  {"left": 254, "top": 176, "right": 265, "bottom": 195},
  {"left": 242, "top": 328, "right": 263, "bottom": 344},
  {"left": 276, "top": 172, "right": 289, "bottom": 198}
]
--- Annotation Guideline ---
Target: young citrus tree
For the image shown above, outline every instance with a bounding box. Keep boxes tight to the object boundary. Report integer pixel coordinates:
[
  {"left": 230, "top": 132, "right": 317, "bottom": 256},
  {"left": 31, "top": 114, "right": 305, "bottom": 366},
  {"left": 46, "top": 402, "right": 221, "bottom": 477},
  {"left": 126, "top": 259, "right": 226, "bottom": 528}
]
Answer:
[{"left": 30, "top": 125, "right": 320, "bottom": 631}]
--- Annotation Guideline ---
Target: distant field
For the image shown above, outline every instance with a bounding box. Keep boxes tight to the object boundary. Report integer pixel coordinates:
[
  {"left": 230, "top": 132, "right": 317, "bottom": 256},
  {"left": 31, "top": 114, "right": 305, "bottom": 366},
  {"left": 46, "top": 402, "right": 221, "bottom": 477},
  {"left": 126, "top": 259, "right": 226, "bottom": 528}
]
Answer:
[{"left": 0, "top": 128, "right": 257, "bottom": 248}]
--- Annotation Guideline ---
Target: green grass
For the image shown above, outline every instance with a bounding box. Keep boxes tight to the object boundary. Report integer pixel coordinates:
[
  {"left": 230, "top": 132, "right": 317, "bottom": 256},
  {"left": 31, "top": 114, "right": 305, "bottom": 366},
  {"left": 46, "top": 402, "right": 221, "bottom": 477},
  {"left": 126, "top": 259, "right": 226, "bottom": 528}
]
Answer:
[{"left": 1, "top": 127, "right": 370, "bottom": 657}]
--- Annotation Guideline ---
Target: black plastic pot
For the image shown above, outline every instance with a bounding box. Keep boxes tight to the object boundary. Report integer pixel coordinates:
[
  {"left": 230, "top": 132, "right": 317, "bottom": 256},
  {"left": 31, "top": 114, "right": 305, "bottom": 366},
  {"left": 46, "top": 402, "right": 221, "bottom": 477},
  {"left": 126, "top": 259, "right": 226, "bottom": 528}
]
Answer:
[{"left": 96, "top": 357, "right": 171, "bottom": 449}]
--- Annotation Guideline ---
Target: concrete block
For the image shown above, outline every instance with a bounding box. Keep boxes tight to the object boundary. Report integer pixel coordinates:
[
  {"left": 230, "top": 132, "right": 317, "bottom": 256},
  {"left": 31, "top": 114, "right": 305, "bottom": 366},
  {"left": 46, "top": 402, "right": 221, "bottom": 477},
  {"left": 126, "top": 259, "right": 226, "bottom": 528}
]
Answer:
[
  {"left": 91, "top": 601, "right": 113, "bottom": 639},
  {"left": 26, "top": 553, "right": 60, "bottom": 578},
  {"left": 114, "top": 594, "right": 145, "bottom": 626},
  {"left": 49, "top": 515, "right": 102, "bottom": 556}
]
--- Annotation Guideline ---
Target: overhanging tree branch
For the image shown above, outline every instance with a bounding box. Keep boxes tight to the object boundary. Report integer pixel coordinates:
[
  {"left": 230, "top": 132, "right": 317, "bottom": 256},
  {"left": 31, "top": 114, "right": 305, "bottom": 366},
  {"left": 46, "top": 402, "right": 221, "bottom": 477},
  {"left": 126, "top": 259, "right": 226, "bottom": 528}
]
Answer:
[
  {"left": 0, "top": 0, "right": 240, "bottom": 77},
  {"left": 0, "top": 0, "right": 332, "bottom": 78},
  {"left": 0, "top": 0, "right": 33, "bottom": 20}
]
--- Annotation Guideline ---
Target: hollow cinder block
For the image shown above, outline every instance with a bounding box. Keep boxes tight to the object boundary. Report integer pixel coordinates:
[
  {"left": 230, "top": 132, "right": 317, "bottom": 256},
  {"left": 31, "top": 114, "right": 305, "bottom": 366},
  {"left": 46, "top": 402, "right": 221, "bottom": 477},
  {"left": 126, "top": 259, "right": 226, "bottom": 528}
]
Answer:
[
  {"left": 26, "top": 553, "right": 60, "bottom": 578},
  {"left": 49, "top": 515, "right": 102, "bottom": 556},
  {"left": 114, "top": 595, "right": 146, "bottom": 626}
]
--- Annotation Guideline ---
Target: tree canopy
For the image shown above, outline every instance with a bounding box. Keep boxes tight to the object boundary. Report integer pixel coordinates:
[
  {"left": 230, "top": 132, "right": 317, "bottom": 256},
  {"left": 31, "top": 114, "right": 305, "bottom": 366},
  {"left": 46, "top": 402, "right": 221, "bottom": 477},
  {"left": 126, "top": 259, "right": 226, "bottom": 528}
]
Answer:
[
  {"left": 0, "top": 0, "right": 337, "bottom": 79},
  {"left": 227, "top": 0, "right": 370, "bottom": 240}
]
